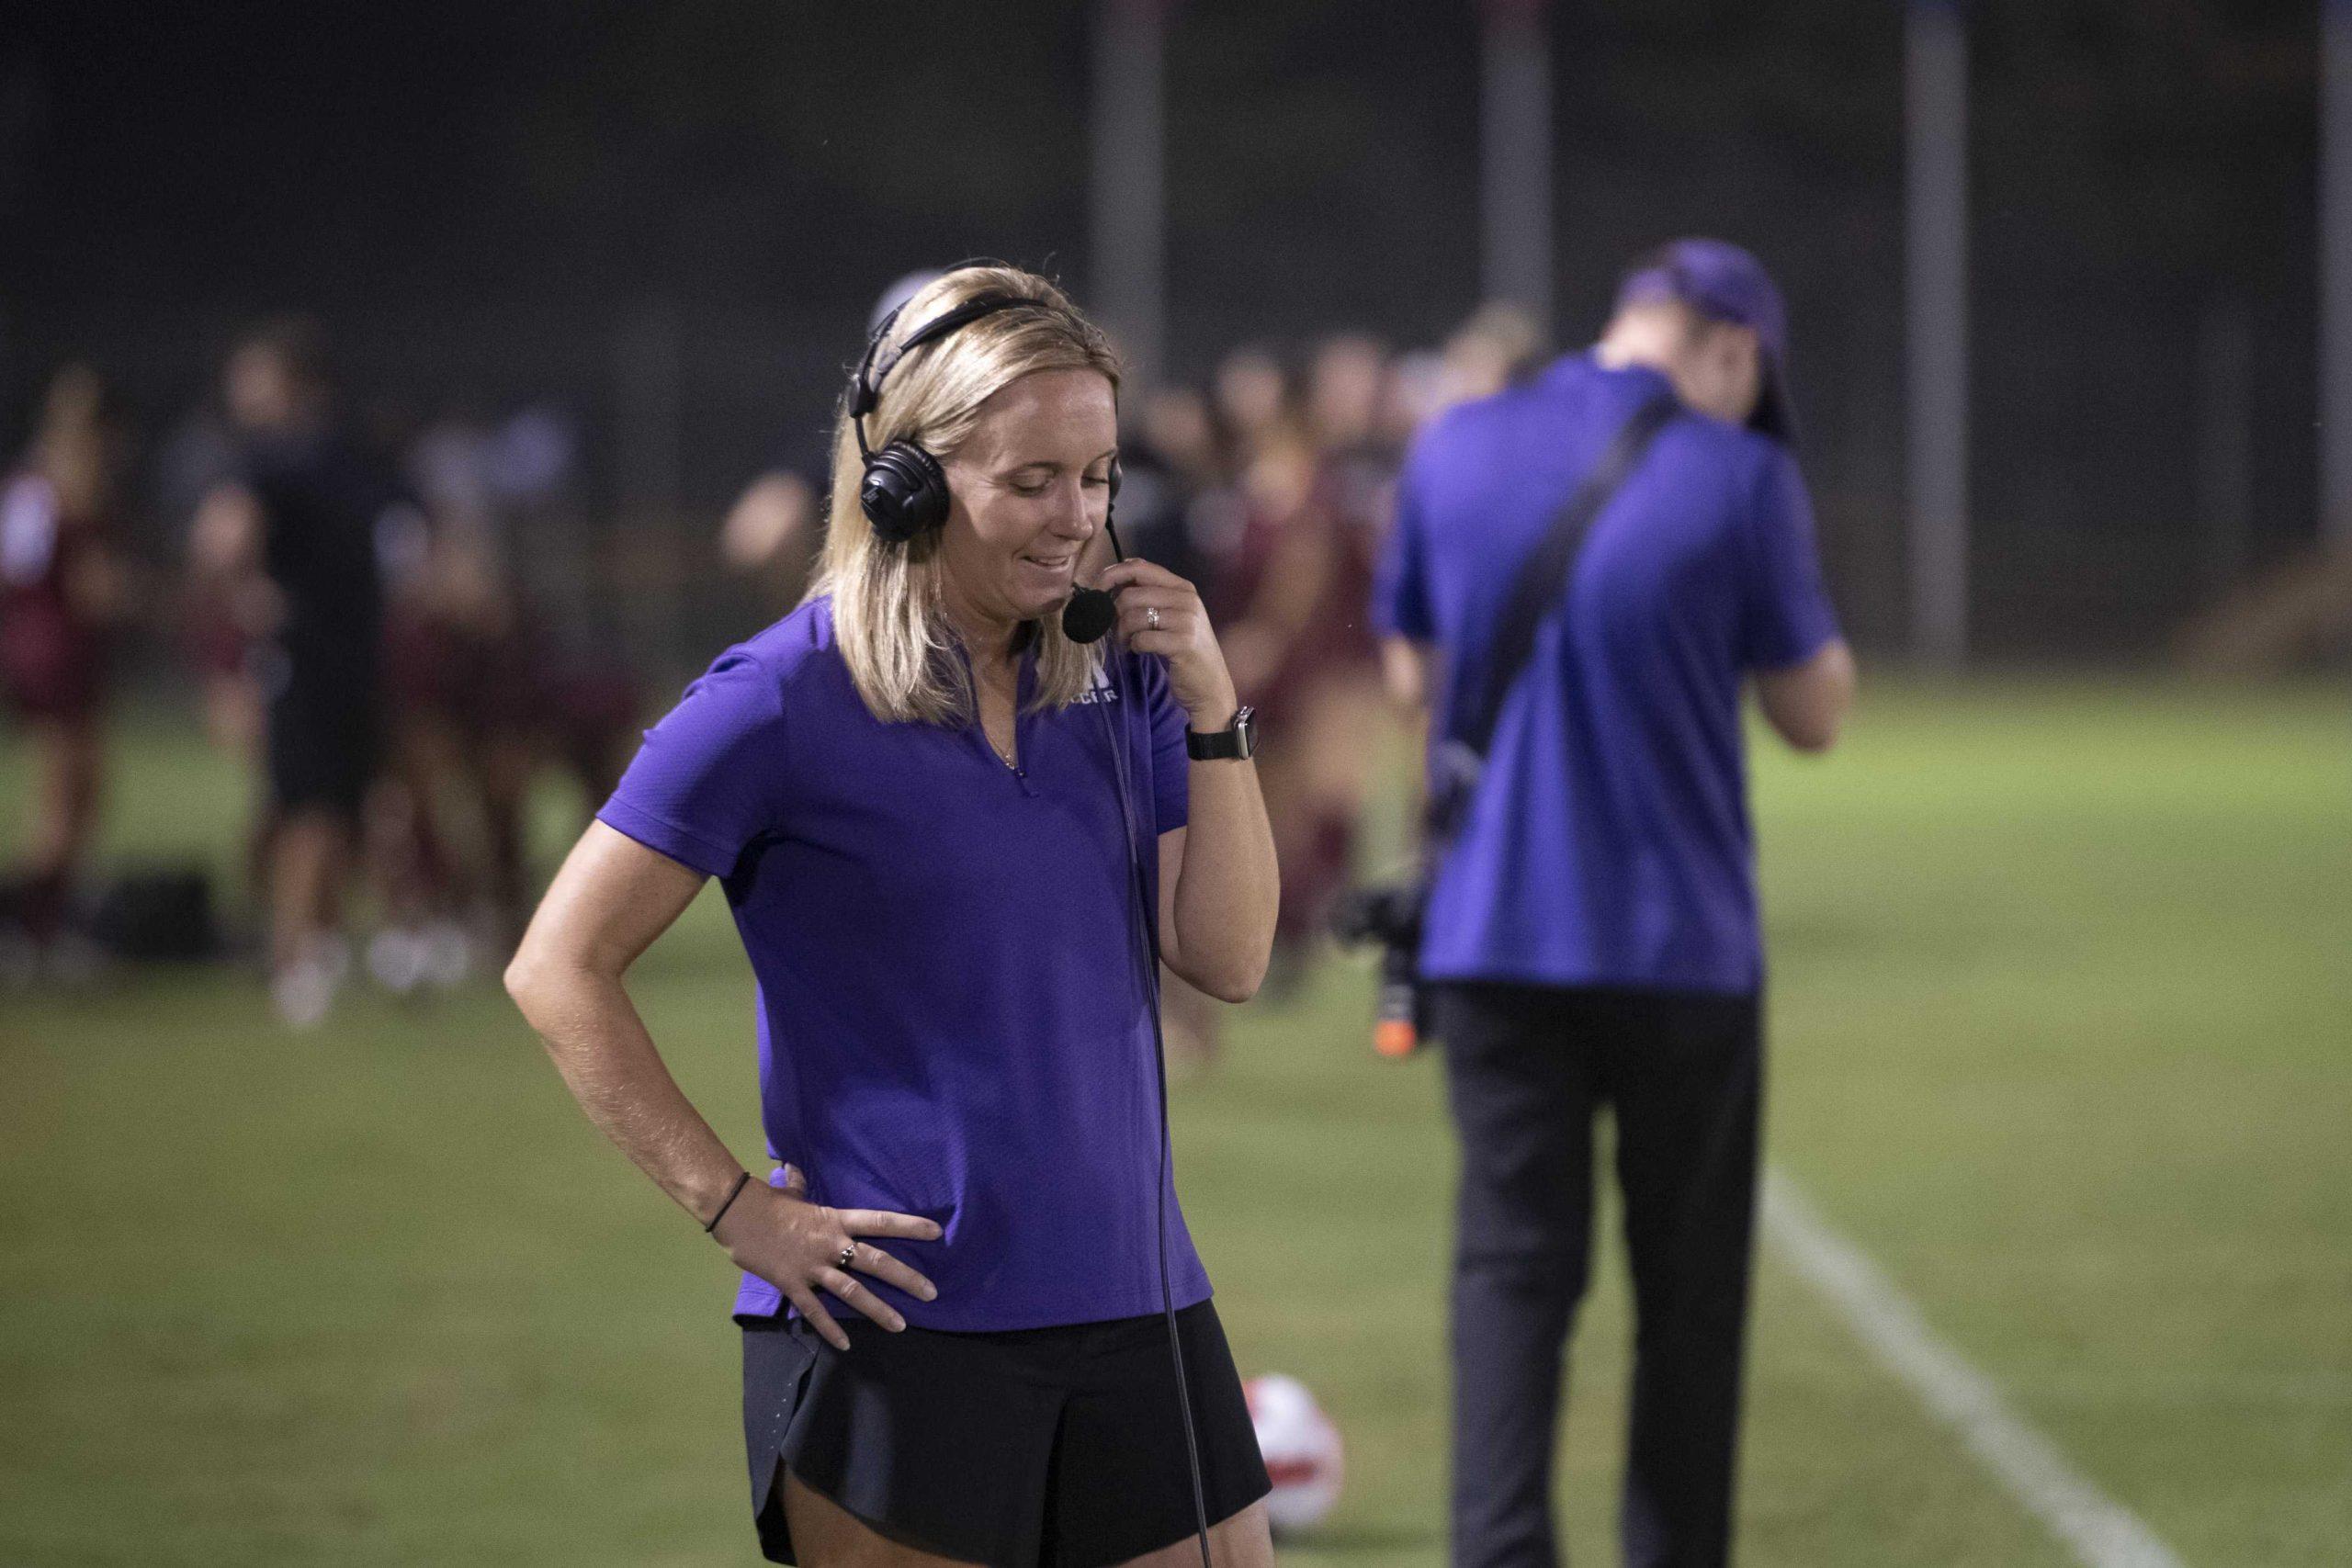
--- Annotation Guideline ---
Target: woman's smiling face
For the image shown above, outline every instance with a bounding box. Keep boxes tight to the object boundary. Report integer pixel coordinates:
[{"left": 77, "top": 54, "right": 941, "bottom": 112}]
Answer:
[{"left": 938, "top": 367, "right": 1119, "bottom": 633}]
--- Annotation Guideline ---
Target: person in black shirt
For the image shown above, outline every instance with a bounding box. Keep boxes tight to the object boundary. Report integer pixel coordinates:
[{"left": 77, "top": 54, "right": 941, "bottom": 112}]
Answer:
[{"left": 192, "top": 320, "right": 409, "bottom": 1026}]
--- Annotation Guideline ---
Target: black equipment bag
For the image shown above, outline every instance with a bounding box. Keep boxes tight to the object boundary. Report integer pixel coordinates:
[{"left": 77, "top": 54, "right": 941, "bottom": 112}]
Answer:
[{"left": 88, "top": 865, "right": 221, "bottom": 962}]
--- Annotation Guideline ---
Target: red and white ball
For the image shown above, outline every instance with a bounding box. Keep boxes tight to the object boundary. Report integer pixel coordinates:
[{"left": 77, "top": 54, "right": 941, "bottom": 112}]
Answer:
[{"left": 1243, "top": 1373, "right": 1344, "bottom": 1534}]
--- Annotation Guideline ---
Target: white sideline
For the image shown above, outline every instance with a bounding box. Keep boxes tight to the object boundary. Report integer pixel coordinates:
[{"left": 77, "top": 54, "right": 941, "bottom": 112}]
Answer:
[{"left": 1761, "top": 1169, "right": 2187, "bottom": 1568}]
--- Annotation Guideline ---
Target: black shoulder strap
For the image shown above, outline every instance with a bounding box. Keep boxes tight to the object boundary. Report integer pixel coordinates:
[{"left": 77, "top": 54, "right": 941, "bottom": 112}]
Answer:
[{"left": 1450, "top": 390, "right": 1679, "bottom": 761}]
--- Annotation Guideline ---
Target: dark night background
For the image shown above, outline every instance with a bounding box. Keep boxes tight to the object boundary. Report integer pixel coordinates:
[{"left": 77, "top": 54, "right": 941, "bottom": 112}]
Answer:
[{"left": 0, "top": 1, "right": 2326, "bottom": 662}]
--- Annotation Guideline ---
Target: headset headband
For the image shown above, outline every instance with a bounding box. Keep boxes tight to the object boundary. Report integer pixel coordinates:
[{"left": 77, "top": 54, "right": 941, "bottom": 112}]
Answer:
[{"left": 849, "top": 293, "right": 1033, "bottom": 458}]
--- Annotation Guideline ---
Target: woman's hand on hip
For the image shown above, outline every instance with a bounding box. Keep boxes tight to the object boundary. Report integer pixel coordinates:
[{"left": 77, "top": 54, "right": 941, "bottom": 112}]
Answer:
[
  {"left": 1094, "top": 558, "right": 1239, "bottom": 728},
  {"left": 713, "top": 1165, "right": 941, "bottom": 1350}
]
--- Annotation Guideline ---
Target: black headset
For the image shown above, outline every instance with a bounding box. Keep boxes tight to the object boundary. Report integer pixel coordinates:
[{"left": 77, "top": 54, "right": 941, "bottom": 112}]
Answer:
[{"left": 849, "top": 291, "right": 1120, "bottom": 546}]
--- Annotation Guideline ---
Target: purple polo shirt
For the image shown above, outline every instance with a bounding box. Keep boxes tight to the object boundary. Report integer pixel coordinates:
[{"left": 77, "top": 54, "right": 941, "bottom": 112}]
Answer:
[
  {"left": 1374, "top": 353, "right": 1841, "bottom": 996},
  {"left": 596, "top": 596, "right": 1208, "bottom": 1330}
]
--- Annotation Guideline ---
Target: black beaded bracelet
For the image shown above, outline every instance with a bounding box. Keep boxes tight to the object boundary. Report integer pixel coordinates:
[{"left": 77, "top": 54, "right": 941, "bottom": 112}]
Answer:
[{"left": 703, "top": 1169, "right": 752, "bottom": 1235}]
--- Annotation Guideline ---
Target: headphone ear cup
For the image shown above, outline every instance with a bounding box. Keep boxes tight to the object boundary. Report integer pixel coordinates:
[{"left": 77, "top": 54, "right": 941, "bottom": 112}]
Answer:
[
  {"left": 1107, "top": 456, "right": 1123, "bottom": 502},
  {"left": 860, "top": 441, "right": 951, "bottom": 544}
]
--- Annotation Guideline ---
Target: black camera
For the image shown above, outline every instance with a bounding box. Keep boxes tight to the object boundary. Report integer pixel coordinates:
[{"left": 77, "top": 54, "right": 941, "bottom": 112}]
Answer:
[{"left": 1331, "top": 881, "right": 1430, "bottom": 1056}]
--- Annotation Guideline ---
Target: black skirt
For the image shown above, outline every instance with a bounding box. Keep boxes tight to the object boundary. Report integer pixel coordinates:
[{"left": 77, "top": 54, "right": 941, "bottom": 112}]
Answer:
[{"left": 741, "top": 1300, "right": 1270, "bottom": 1567}]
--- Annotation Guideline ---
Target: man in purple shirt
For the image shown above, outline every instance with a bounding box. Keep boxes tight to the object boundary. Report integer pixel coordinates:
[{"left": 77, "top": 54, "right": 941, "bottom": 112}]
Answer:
[
  {"left": 1374, "top": 241, "right": 1856, "bottom": 1568},
  {"left": 507, "top": 268, "right": 1281, "bottom": 1566}
]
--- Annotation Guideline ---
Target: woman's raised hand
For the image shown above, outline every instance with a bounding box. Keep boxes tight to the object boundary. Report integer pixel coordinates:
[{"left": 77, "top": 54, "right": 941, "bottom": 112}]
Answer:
[
  {"left": 1094, "top": 558, "right": 1240, "bottom": 728},
  {"left": 712, "top": 1165, "right": 941, "bottom": 1351}
]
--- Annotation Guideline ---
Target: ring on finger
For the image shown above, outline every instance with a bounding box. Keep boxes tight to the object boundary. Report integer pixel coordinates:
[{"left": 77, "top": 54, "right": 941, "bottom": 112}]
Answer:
[
  {"left": 1146, "top": 606, "right": 1161, "bottom": 631},
  {"left": 837, "top": 1243, "right": 857, "bottom": 1270}
]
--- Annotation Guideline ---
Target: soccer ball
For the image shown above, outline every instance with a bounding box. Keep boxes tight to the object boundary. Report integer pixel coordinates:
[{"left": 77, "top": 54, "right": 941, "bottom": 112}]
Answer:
[{"left": 1243, "top": 1373, "right": 1343, "bottom": 1535}]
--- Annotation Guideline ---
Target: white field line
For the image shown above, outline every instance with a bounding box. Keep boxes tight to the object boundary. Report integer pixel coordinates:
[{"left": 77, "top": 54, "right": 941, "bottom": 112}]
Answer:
[{"left": 1761, "top": 1168, "right": 2188, "bottom": 1568}]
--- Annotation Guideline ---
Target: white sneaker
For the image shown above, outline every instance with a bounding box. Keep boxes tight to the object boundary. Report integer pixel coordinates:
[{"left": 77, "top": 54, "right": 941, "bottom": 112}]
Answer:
[
  {"left": 368, "top": 926, "right": 428, "bottom": 997},
  {"left": 271, "top": 958, "right": 339, "bottom": 1030},
  {"left": 420, "top": 920, "right": 473, "bottom": 990}
]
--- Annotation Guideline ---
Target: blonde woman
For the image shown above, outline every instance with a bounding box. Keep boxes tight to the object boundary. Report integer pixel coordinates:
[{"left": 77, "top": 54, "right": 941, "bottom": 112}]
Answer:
[{"left": 507, "top": 266, "right": 1279, "bottom": 1567}]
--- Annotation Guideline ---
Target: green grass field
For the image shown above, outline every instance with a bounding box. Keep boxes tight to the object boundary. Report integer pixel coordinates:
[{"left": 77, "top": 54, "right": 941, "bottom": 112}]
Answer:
[{"left": 4, "top": 680, "right": 2347, "bottom": 1566}]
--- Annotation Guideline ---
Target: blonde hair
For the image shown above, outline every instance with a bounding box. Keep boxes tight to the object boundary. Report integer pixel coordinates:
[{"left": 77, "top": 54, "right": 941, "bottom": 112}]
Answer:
[{"left": 808, "top": 265, "right": 1122, "bottom": 726}]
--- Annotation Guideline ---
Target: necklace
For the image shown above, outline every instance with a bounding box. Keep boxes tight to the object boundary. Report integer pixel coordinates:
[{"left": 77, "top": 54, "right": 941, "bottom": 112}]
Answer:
[{"left": 977, "top": 671, "right": 1020, "bottom": 771}]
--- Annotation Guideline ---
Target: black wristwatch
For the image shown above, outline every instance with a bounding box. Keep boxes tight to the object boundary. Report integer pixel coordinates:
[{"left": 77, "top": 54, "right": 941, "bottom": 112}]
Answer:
[{"left": 1186, "top": 705, "right": 1257, "bottom": 761}]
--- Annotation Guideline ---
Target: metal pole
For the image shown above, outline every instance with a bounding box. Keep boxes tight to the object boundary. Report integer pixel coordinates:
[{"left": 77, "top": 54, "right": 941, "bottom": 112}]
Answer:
[
  {"left": 2322, "top": 0, "right": 2352, "bottom": 541},
  {"left": 1479, "top": 0, "right": 1554, "bottom": 334},
  {"left": 1906, "top": 0, "right": 1970, "bottom": 669},
  {"left": 1091, "top": 0, "right": 1167, "bottom": 389}
]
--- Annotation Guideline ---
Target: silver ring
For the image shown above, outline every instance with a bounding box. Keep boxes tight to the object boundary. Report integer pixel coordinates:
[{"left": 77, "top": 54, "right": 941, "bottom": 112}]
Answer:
[
  {"left": 837, "top": 1244, "right": 857, "bottom": 1270},
  {"left": 1146, "top": 606, "right": 1161, "bottom": 631}
]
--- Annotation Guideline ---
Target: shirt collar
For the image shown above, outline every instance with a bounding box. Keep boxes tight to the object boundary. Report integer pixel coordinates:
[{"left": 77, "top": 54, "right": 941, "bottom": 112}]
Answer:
[{"left": 1549, "top": 349, "right": 1676, "bottom": 401}]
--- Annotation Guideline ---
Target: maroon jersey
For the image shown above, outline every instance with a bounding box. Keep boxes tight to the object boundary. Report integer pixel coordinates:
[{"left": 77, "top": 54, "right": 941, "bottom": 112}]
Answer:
[{"left": 0, "top": 472, "right": 110, "bottom": 721}]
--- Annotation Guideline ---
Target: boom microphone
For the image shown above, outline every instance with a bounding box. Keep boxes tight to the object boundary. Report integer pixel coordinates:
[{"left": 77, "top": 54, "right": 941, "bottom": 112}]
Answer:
[
  {"left": 1062, "top": 585, "right": 1116, "bottom": 644},
  {"left": 1060, "top": 505, "right": 1131, "bottom": 645}
]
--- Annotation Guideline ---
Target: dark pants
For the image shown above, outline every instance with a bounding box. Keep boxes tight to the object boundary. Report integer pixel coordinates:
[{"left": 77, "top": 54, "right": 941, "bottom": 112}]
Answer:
[{"left": 1436, "top": 982, "right": 1763, "bottom": 1568}]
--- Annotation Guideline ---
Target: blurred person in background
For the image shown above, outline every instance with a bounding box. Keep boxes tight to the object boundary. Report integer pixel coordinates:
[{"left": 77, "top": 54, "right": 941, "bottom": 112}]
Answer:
[
  {"left": 375, "top": 396, "right": 562, "bottom": 985},
  {"left": 506, "top": 266, "right": 1278, "bottom": 1565},
  {"left": 1217, "top": 335, "right": 1393, "bottom": 987},
  {"left": 526, "top": 648, "right": 642, "bottom": 848},
  {"left": 163, "top": 396, "right": 279, "bottom": 913},
  {"left": 1189, "top": 344, "right": 1295, "bottom": 635},
  {"left": 1437, "top": 300, "right": 1546, "bottom": 412},
  {"left": 1307, "top": 333, "right": 1401, "bottom": 522},
  {"left": 1374, "top": 240, "right": 1855, "bottom": 1568},
  {"left": 157, "top": 400, "right": 260, "bottom": 755},
  {"left": 1379, "top": 346, "right": 1450, "bottom": 450},
  {"left": 369, "top": 491, "right": 509, "bottom": 997},
  {"left": 1, "top": 365, "right": 132, "bottom": 974},
  {"left": 372, "top": 401, "right": 495, "bottom": 992},
  {"left": 192, "top": 320, "right": 407, "bottom": 1027},
  {"left": 399, "top": 397, "right": 634, "bottom": 963},
  {"left": 718, "top": 458, "right": 821, "bottom": 608},
  {"left": 1208, "top": 344, "right": 1294, "bottom": 492}
]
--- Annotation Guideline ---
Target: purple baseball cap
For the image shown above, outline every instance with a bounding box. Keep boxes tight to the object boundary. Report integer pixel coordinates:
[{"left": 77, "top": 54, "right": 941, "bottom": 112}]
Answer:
[{"left": 1615, "top": 238, "right": 1799, "bottom": 444}]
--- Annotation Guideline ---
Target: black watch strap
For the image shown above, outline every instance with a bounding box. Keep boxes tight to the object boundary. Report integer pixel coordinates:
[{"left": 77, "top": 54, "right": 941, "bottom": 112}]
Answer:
[{"left": 1186, "top": 705, "right": 1256, "bottom": 761}]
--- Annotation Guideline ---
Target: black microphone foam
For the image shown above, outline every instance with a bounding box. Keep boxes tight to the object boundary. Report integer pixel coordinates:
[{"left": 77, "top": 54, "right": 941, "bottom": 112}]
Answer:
[{"left": 1061, "top": 586, "right": 1116, "bottom": 644}]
